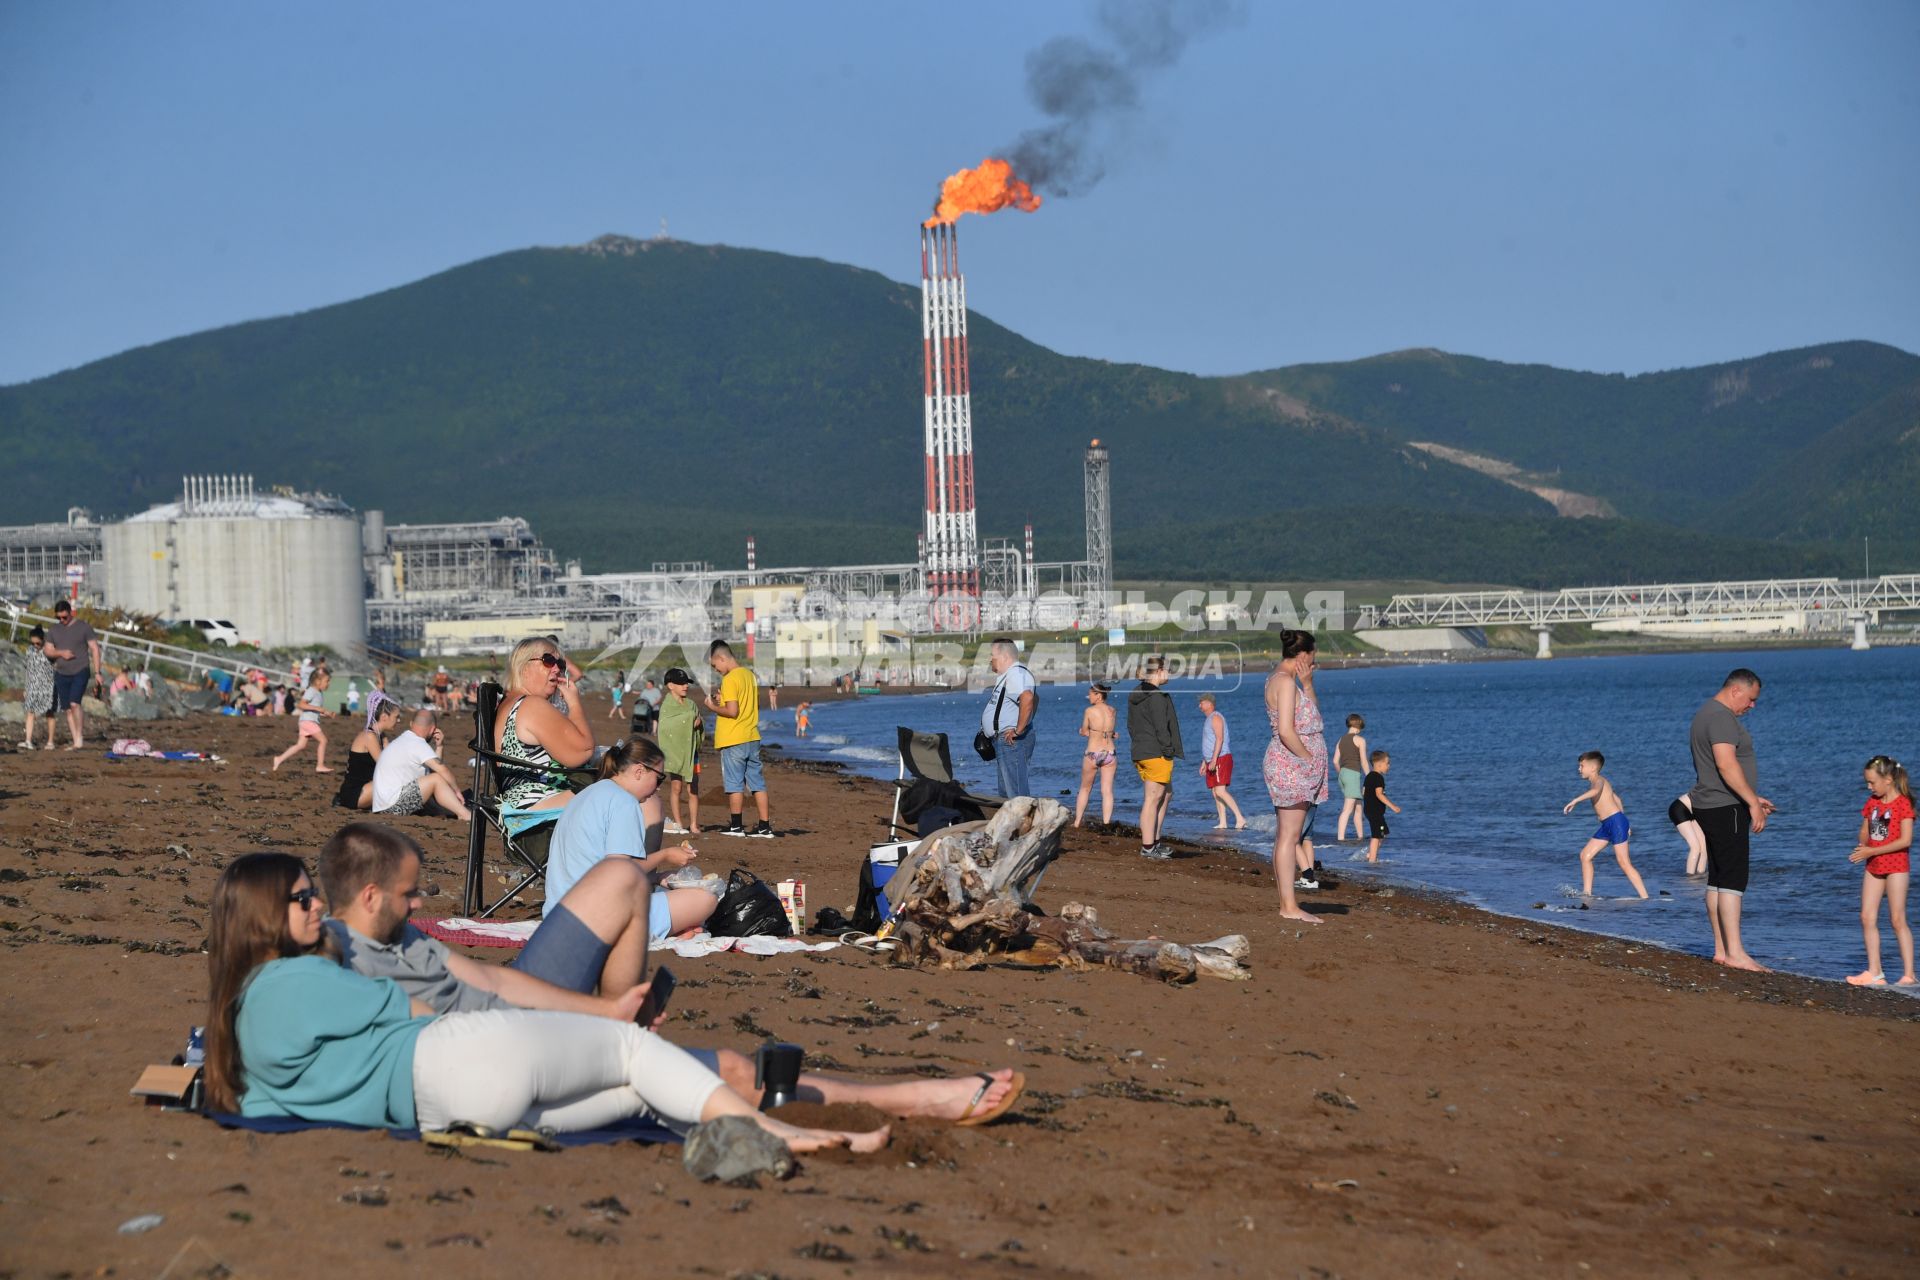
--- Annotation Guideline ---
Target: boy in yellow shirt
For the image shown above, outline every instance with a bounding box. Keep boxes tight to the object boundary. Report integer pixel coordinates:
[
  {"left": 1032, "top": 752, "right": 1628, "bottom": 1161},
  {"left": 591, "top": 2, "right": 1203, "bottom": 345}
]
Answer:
[{"left": 703, "top": 639, "right": 772, "bottom": 837}]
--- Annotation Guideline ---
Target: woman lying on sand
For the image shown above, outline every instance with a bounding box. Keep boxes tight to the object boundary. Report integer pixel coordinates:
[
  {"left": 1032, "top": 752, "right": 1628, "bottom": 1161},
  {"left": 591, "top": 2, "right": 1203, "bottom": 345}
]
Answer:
[{"left": 203, "top": 852, "right": 887, "bottom": 1154}]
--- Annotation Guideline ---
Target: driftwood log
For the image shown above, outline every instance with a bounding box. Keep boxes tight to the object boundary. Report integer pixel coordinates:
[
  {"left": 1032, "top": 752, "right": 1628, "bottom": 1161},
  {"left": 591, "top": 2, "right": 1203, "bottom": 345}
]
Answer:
[{"left": 884, "top": 796, "right": 1250, "bottom": 983}]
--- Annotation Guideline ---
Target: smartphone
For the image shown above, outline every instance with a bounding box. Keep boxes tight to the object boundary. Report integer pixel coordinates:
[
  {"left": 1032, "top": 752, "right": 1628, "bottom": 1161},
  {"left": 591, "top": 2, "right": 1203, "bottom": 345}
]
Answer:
[{"left": 647, "top": 965, "right": 676, "bottom": 1019}]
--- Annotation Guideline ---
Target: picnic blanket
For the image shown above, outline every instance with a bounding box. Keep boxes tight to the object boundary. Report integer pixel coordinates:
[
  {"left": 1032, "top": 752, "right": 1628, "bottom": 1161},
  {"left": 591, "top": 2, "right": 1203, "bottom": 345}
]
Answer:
[
  {"left": 207, "top": 1111, "right": 677, "bottom": 1147},
  {"left": 106, "top": 738, "right": 220, "bottom": 763},
  {"left": 417, "top": 918, "right": 839, "bottom": 956}
]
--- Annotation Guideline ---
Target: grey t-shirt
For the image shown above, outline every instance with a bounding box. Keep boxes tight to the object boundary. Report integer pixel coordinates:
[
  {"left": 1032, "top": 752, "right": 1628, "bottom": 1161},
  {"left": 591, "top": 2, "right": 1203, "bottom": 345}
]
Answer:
[
  {"left": 1688, "top": 698, "right": 1756, "bottom": 811},
  {"left": 47, "top": 619, "right": 97, "bottom": 676},
  {"left": 324, "top": 919, "right": 503, "bottom": 1014}
]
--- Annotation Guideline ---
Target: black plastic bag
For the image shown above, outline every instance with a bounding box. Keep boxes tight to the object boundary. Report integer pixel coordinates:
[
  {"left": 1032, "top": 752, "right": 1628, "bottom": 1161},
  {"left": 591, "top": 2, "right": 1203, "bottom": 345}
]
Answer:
[{"left": 708, "top": 869, "right": 792, "bottom": 938}]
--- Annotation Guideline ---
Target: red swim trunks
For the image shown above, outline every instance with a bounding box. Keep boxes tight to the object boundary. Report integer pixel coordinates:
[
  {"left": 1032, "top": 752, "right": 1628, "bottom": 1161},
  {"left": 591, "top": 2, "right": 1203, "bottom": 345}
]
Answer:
[
  {"left": 1202, "top": 753, "right": 1234, "bottom": 789},
  {"left": 1863, "top": 793, "right": 1914, "bottom": 877}
]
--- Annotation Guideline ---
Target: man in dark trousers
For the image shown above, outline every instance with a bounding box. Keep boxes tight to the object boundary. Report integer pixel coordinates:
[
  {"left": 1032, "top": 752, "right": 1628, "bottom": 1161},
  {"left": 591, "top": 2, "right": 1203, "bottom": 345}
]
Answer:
[
  {"left": 45, "top": 599, "right": 103, "bottom": 751},
  {"left": 1128, "top": 656, "right": 1184, "bottom": 860},
  {"left": 1688, "top": 669, "right": 1775, "bottom": 971}
]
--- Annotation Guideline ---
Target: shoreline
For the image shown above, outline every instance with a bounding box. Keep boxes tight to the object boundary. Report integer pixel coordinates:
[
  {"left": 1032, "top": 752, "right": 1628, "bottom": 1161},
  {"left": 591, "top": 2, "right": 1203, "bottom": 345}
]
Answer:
[
  {"left": 773, "top": 743, "right": 1920, "bottom": 999},
  {"left": 3, "top": 703, "right": 1916, "bottom": 1276}
]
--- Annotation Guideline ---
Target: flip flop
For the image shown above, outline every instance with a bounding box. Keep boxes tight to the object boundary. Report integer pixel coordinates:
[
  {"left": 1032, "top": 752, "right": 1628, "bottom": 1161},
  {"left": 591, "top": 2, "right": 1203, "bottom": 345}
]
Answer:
[
  {"left": 1845, "top": 972, "right": 1887, "bottom": 987},
  {"left": 956, "top": 1070, "right": 1026, "bottom": 1127}
]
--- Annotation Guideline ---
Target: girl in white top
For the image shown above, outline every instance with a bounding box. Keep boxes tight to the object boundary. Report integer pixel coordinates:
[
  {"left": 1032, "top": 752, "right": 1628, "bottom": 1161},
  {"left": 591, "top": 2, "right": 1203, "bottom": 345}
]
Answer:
[{"left": 272, "top": 672, "right": 335, "bottom": 774}]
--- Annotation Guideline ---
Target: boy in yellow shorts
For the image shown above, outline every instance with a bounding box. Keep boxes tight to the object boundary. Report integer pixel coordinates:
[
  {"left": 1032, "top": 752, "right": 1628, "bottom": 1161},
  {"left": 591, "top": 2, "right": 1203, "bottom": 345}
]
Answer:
[{"left": 1127, "top": 658, "right": 1184, "bottom": 860}]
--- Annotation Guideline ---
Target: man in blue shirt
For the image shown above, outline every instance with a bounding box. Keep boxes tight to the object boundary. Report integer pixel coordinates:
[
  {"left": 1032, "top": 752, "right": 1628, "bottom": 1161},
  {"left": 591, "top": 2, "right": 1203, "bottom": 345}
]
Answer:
[{"left": 981, "top": 638, "right": 1037, "bottom": 798}]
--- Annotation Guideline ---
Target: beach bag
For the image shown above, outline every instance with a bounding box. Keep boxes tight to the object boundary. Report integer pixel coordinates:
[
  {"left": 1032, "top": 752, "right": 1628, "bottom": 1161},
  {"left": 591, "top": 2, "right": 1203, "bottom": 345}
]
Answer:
[
  {"left": 973, "top": 677, "right": 1010, "bottom": 761},
  {"left": 707, "top": 869, "right": 792, "bottom": 938}
]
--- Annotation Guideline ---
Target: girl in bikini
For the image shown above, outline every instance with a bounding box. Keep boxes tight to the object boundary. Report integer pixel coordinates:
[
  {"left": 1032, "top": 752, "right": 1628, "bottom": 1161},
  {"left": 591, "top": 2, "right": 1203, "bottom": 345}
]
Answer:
[{"left": 1074, "top": 683, "right": 1118, "bottom": 828}]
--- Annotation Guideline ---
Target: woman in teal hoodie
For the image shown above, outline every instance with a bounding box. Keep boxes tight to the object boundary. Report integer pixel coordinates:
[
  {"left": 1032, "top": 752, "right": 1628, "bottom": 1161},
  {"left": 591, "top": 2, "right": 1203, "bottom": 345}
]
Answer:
[{"left": 203, "top": 852, "right": 884, "bottom": 1152}]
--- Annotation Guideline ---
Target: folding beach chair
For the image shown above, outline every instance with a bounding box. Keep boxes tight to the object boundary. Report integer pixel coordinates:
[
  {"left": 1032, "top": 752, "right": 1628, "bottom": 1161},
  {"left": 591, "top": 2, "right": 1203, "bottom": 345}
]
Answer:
[
  {"left": 886, "top": 726, "right": 1005, "bottom": 841},
  {"left": 460, "top": 682, "right": 594, "bottom": 919}
]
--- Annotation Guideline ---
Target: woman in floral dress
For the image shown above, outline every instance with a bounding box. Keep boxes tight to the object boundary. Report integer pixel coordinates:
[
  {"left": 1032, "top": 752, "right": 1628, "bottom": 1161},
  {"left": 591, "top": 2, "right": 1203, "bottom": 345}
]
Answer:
[
  {"left": 1262, "top": 629, "right": 1328, "bottom": 925},
  {"left": 22, "top": 626, "right": 56, "bottom": 750}
]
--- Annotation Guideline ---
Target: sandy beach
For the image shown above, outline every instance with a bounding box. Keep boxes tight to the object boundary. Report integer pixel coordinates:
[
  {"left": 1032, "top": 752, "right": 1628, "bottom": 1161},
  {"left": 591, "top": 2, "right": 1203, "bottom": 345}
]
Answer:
[{"left": 2, "top": 699, "right": 1916, "bottom": 1278}]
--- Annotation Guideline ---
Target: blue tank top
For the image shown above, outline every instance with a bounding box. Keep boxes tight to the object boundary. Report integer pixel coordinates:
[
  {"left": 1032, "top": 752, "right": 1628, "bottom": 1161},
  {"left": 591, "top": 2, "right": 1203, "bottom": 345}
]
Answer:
[{"left": 1201, "top": 711, "right": 1230, "bottom": 758}]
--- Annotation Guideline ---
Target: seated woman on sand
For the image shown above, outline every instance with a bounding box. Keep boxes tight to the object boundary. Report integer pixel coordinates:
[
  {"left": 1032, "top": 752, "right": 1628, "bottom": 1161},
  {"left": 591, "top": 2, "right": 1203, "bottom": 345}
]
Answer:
[
  {"left": 203, "top": 852, "right": 886, "bottom": 1154},
  {"left": 496, "top": 636, "right": 595, "bottom": 811},
  {"left": 333, "top": 693, "right": 400, "bottom": 811},
  {"left": 546, "top": 737, "right": 721, "bottom": 939}
]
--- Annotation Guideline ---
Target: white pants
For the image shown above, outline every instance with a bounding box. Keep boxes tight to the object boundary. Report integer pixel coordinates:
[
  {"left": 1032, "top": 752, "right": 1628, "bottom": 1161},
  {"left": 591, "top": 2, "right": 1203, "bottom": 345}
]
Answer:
[{"left": 411, "top": 1010, "right": 725, "bottom": 1133}]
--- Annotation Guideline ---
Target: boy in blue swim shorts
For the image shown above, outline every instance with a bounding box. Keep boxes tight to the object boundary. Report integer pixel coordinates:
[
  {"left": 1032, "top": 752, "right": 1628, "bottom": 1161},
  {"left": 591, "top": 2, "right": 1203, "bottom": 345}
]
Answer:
[{"left": 1563, "top": 751, "right": 1650, "bottom": 899}]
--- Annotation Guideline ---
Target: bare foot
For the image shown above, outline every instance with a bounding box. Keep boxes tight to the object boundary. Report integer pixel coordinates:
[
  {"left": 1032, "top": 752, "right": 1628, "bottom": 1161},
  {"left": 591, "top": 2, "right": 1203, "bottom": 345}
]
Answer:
[
  {"left": 315, "top": 767, "right": 335, "bottom": 774},
  {"left": 1722, "top": 956, "right": 1771, "bottom": 973},
  {"left": 753, "top": 1113, "right": 889, "bottom": 1154},
  {"left": 1212, "top": 822, "right": 1228, "bottom": 830},
  {"left": 271, "top": 757, "right": 282, "bottom": 772},
  {"left": 1279, "top": 908, "right": 1322, "bottom": 926},
  {"left": 1234, "top": 821, "right": 1246, "bottom": 830},
  {"left": 1896, "top": 976, "right": 1919, "bottom": 987}
]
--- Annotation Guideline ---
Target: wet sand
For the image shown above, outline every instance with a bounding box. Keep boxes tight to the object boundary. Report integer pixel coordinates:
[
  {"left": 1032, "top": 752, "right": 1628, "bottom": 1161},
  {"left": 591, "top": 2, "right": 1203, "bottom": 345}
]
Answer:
[{"left": 1, "top": 702, "right": 1915, "bottom": 1278}]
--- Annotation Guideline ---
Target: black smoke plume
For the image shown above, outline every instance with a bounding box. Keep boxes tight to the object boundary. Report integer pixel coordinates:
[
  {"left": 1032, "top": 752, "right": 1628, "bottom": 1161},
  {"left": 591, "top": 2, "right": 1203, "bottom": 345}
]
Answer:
[{"left": 1006, "top": 0, "right": 1245, "bottom": 197}]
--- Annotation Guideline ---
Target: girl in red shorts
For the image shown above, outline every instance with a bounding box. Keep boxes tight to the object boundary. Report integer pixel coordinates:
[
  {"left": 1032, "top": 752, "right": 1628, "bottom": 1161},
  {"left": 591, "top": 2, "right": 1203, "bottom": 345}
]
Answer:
[{"left": 1847, "top": 755, "right": 1915, "bottom": 987}]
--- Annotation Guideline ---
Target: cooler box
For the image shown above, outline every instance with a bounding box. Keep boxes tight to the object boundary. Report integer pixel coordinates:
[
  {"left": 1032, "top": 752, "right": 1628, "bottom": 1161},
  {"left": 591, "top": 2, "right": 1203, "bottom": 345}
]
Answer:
[{"left": 867, "top": 840, "right": 915, "bottom": 921}]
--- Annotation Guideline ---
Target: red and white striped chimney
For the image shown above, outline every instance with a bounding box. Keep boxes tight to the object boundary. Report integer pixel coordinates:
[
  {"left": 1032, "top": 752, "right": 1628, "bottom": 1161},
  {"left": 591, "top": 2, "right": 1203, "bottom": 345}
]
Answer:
[{"left": 920, "top": 222, "right": 980, "bottom": 630}]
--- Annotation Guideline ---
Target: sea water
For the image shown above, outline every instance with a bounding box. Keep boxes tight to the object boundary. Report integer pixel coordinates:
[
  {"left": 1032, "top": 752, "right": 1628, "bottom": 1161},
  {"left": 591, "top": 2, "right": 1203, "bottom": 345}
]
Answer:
[{"left": 767, "top": 645, "right": 1920, "bottom": 983}]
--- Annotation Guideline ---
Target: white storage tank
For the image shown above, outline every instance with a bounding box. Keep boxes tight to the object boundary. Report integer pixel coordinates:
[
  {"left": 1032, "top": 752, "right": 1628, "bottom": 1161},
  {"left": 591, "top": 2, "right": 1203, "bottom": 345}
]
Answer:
[{"left": 104, "top": 475, "right": 366, "bottom": 651}]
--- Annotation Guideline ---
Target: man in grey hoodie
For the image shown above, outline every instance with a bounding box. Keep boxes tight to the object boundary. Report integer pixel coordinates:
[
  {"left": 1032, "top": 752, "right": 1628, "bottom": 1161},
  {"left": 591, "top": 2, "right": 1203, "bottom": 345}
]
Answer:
[{"left": 1128, "top": 657, "right": 1184, "bottom": 860}]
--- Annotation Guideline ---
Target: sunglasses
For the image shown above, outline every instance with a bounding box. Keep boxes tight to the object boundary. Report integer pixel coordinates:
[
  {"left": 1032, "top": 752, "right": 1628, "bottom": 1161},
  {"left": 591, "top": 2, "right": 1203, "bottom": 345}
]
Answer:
[
  {"left": 611, "top": 740, "right": 665, "bottom": 780},
  {"left": 289, "top": 887, "right": 322, "bottom": 909},
  {"left": 533, "top": 653, "right": 566, "bottom": 670}
]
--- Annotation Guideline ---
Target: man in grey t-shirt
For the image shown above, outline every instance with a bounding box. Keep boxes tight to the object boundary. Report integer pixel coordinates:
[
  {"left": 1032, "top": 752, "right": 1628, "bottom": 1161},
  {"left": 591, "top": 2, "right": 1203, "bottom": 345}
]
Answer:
[
  {"left": 44, "top": 600, "right": 103, "bottom": 750},
  {"left": 1686, "top": 668, "right": 1775, "bottom": 971}
]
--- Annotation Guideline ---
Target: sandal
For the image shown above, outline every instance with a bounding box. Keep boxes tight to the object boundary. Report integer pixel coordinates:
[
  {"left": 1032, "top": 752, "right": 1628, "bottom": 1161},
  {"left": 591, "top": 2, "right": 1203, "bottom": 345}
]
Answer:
[{"left": 956, "top": 1070, "right": 1026, "bottom": 1127}]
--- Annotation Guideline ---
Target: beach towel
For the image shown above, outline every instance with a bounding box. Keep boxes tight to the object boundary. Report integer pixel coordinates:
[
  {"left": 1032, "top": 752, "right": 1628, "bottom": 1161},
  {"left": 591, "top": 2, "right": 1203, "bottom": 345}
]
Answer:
[
  {"left": 106, "top": 747, "right": 220, "bottom": 762},
  {"left": 416, "top": 918, "right": 840, "bottom": 956},
  {"left": 418, "top": 917, "right": 538, "bottom": 949},
  {"left": 206, "top": 1111, "right": 677, "bottom": 1147}
]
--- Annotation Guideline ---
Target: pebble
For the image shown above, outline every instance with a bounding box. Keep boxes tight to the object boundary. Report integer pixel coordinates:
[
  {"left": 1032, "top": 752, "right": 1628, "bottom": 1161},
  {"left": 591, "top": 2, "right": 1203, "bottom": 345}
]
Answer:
[{"left": 117, "top": 1214, "right": 164, "bottom": 1236}]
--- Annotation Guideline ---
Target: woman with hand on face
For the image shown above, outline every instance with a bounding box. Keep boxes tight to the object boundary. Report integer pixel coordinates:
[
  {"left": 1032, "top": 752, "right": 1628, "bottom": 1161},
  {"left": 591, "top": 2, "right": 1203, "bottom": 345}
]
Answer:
[
  {"left": 334, "top": 692, "right": 401, "bottom": 811},
  {"left": 202, "top": 852, "right": 886, "bottom": 1154},
  {"left": 496, "top": 637, "right": 596, "bottom": 811},
  {"left": 1262, "top": 630, "right": 1329, "bottom": 925}
]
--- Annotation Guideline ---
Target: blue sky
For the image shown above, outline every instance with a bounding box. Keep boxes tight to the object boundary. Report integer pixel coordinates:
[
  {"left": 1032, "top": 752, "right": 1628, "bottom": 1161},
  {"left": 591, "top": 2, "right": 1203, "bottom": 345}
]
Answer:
[{"left": 1, "top": 0, "right": 1915, "bottom": 387}]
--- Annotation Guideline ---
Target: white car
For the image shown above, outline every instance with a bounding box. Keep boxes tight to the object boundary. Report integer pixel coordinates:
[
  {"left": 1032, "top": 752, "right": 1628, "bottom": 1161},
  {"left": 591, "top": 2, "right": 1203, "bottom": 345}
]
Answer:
[{"left": 188, "top": 618, "right": 243, "bottom": 647}]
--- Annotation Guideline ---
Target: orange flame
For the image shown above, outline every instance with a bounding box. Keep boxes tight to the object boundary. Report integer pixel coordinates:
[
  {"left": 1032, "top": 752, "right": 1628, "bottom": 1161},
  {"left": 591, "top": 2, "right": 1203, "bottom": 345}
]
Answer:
[{"left": 924, "top": 157, "right": 1042, "bottom": 227}]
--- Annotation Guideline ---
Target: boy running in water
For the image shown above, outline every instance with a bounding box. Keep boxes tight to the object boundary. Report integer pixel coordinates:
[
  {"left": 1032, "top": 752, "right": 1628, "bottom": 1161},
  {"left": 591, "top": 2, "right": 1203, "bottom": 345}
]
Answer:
[{"left": 1564, "top": 751, "right": 1649, "bottom": 898}]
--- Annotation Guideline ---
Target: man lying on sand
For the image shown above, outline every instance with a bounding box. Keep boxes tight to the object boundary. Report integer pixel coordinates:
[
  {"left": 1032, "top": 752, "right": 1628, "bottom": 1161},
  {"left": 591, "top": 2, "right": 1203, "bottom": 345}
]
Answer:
[{"left": 316, "top": 822, "right": 1024, "bottom": 1125}]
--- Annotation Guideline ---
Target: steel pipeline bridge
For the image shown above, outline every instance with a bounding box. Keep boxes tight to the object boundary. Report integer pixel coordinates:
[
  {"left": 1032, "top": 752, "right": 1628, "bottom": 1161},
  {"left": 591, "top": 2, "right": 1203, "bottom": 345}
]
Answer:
[{"left": 1363, "top": 575, "right": 1920, "bottom": 656}]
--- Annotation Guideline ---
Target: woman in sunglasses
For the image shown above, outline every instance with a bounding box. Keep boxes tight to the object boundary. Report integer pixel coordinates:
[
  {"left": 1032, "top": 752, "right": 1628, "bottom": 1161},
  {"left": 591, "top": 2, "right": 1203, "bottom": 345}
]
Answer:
[
  {"left": 495, "top": 636, "right": 596, "bottom": 811},
  {"left": 204, "top": 851, "right": 884, "bottom": 1151},
  {"left": 544, "top": 737, "right": 721, "bottom": 941}
]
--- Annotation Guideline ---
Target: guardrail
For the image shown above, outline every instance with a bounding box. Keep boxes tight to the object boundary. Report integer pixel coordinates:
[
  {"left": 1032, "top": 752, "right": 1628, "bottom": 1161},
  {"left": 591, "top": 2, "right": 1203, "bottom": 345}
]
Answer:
[{"left": 2, "top": 599, "right": 340, "bottom": 687}]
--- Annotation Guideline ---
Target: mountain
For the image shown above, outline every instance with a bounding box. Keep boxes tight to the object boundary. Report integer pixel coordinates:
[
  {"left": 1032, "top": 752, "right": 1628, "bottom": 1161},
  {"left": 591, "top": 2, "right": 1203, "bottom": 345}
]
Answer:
[
  {"left": 1236, "top": 343, "right": 1920, "bottom": 546},
  {"left": 3, "top": 235, "right": 1913, "bottom": 586}
]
